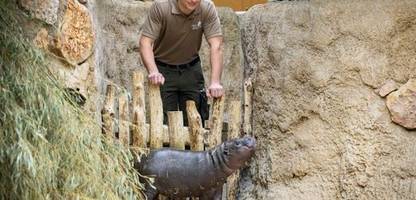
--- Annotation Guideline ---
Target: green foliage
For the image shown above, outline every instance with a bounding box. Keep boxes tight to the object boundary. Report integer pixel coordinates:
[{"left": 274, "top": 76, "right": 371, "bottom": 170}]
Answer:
[{"left": 0, "top": 1, "right": 143, "bottom": 199}]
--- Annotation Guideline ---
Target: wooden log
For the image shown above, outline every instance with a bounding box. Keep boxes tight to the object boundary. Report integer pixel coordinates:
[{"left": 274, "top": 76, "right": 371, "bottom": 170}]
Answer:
[
  {"left": 227, "top": 101, "right": 242, "bottom": 200},
  {"left": 228, "top": 101, "right": 241, "bottom": 139},
  {"left": 150, "top": 83, "right": 166, "bottom": 200},
  {"left": 186, "top": 101, "right": 204, "bottom": 151},
  {"left": 101, "top": 84, "right": 116, "bottom": 139},
  {"left": 149, "top": 84, "right": 163, "bottom": 148},
  {"left": 210, "top": 96, "right": 226, "bottom": 200},
  {"left": 182, "top": 127, "right": 190, "bottom": 147},
  {"left": 145, "top": 123, "right": 149, "bottom": 145},
  {"left": 132, "top": 71, "right": 146, "bottom": 148},
  {"left": 168, "top": 111, "right": 185, "bottom": 150},
  {"left": 143, "top": 124, "right": 193, "bottom": 147},
  {"left": 243, "top": 78, "right": 253, "bottom": 135},
  {"left": 209, "top": 96, "right": 225, "bottom": 148},
  {"left": 118, "top": 93, "right": 130, "bottom": 146}
]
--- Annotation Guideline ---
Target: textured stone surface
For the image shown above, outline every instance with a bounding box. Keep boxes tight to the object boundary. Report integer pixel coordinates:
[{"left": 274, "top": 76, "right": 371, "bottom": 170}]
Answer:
[
  {"left": 386, "top": 79, "right": 416, "bottom": 129},
  {"left": 26, "top": 0, "right": 98, "bottom": 113},
  {"left": 57, "top": 0, "right": 95, "bottom": 65},
  {"left": 95, "top": 0, "right": 151, "bottom": 94},
  {"left": 200, "top": 8, "right": 244, "bottom": 112},
  {"left": 240, "top": 0, "right": 416, "bottom": 199},
  {"left": 19, "top": 0, "right": 59, "bottom": 25},
  {"left": 378, "top": 79, "right": 399, "bottom": 97}
]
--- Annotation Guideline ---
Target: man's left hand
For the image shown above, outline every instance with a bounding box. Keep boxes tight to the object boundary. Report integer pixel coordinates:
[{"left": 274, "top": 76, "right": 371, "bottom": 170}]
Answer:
[{"left": 207, "top": 83, "right": 224, "bottom": 98}]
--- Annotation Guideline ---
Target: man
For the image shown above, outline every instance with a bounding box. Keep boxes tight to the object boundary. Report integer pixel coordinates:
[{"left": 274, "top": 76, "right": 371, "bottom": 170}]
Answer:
[{"left": 139, "top": 0, "right": 224, "bottom": 125}]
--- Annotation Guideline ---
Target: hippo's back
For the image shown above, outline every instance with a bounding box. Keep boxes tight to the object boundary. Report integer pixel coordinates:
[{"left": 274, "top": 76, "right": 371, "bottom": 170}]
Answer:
[{"left": 139, "top": 149, "right": 217, "bottom": 197}]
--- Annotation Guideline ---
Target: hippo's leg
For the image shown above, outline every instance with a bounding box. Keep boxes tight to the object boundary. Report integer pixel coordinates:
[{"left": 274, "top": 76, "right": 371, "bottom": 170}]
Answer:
[{"left": 199, "top": 185, "right": 223, "bottom": 200}]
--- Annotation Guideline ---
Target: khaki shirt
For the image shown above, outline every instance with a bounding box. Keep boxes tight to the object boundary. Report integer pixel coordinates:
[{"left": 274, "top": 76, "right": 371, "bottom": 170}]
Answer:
[{"left": 141, "top": 0, "right": 222, "bottom": 65}]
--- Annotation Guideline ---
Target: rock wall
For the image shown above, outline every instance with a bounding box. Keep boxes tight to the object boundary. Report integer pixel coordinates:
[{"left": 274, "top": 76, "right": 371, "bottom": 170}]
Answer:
[
  {"left": 22, "top": 0, "right": 99, "bottom": 112},
  {"left": 17, "top": 0, "right": 416, "bottom": 199},
  {"left": 240, "top": 0, "right": 416, "bottom": 199},
  {"left": 94, "top": 0, "right": 151, "bottom": 96}
]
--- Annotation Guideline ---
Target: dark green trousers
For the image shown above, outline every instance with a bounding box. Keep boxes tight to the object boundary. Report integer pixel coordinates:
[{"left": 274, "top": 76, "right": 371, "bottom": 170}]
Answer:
[{"left": 157, "top": 61, "right": 206, "bottom": 126}]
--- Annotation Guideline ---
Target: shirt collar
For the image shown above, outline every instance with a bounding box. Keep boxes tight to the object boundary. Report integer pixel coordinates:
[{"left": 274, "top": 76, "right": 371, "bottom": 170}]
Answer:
[{"left": 170, "top": 0, "right": 201, "bottom": 17}]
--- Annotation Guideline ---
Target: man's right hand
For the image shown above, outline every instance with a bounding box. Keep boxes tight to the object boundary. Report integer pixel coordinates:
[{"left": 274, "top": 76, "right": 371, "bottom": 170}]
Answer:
[{"left": 148, "top": 71, "right": 165, "bottom": 85}]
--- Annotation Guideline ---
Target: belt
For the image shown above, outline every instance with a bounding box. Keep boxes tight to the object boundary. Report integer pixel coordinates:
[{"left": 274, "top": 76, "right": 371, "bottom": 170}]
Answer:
[{"left": 155, "top": 56, "right": 200, "bottom": 69}]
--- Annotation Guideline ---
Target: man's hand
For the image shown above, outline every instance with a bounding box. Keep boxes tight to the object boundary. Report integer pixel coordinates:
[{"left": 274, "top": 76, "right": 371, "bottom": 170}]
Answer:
[
  {"left": 148, "top": 71, "right": 165, "bottom": 85},
  {"left": 207, "top": 82, "right": 224, "bottom": 98}
]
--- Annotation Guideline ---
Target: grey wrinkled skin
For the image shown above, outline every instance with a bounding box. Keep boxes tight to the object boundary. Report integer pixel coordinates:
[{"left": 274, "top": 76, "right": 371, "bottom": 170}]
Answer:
[{"left": 135, "top": 136, "right": 256, "bottom": 200}]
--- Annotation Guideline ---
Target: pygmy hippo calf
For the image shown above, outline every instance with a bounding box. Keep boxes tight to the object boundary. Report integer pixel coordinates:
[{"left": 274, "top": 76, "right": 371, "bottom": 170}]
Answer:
[{"left": 135, "top": 136, "right": 256, "bottom": 200}]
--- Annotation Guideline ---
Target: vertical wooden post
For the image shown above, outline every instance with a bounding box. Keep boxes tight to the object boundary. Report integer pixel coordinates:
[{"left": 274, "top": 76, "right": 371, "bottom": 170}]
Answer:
[
  {"left": 168, "top": 111, "right": 185, "bottom": 150},
  {"left": 102, "top": 84, "right": 116, "bottom": 139},
  {"left": 118, "top": 93, "right": 129, "bottom": 146},
  {"left": 149, "top": 84, "right": 163, "bottom": 148},
  {"left": 209, "top": 96, "right": 225, "bottom": 148},
  {"left": 243, "top": 78, "right": 253, "bottom": 135},
  {"left": 228, "top": 101, "right": 241, "bottom": 139},
  {"left": 132, "top": 71, "right": 146, "bottom": 148},
  {"left": 227, "top": 101, "right": 242, "bottom": 200},
  {"left": 186, "top": 101, "right": 204, "bottom": 151}
]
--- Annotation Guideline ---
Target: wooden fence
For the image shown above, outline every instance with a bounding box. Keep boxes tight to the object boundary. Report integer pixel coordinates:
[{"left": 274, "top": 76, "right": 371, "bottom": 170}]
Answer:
[{"left": 101, "top": 70, "right": 252, "bottom": 200}]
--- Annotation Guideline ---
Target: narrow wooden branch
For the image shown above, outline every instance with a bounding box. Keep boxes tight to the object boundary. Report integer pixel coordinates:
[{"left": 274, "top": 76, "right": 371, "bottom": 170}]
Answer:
[
  {"left": 132, "top": 71, "right": 146, "bottom": 148},
  {"left": 186, "top": 100, "right": 204, "bottom": 151},
  {"left": 149, "top": 84, "right": 163, "bottom": 148},
  {"left": 228, "top": 100, "right": 241, "bottom": 139},
  {"left": 168, "top": 111, "right": 185, "bottom": 150},
  {"left": 243, "top": 78, "right": 253, "bottom": 135},
  {"left": 118, "top": 93, "right": 129, "bottom": 146},
  {"left": 209, "top": 95, "right": 225, "bottom": 148},
  {"left": 227, "top": 101, "right": 242, "bottom": 200}
]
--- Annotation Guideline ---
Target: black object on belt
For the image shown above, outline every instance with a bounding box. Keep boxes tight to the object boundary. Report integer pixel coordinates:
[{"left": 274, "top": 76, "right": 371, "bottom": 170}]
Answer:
[{"left": 155, "top": 56, "right": 200, "bottom": 69}]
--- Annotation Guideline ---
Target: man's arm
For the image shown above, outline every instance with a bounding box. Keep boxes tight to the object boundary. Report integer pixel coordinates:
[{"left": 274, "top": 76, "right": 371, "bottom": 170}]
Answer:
[
  {"left": 139, "top": 35, "right": 164, "bottom": 85},
  {"left": 207, "top": 36, "right": 224, "bottom": 98}
]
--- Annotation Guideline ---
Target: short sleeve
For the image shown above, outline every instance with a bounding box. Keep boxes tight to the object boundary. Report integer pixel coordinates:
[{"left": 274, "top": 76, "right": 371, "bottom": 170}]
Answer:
[
  {"left": 203, "top": 2, "right": 222, "bottom": 40},
  {"left": 141, "top": 3, "right": 163, "bottom": 40}
]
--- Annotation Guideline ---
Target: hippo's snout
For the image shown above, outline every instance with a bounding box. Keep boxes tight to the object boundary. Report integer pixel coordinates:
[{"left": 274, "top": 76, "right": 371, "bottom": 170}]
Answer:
[{"left": 242, "top": 136, "right": 256, "bottom": 149}]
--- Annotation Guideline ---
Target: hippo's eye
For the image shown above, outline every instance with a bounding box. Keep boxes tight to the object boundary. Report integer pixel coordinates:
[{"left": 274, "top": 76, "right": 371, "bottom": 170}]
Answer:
[{"left": 234, "top": 141, "right": 242, "bottom": 147}]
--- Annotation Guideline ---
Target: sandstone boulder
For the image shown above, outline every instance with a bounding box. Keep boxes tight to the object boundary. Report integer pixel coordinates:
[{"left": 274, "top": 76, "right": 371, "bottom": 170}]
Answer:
[
  {"left": 378, "top": 79, "right": 399, "bottom": 97},
  {"left": 19, "top": 0, "right": 59, "bottom": 25},
  {"left": 57, "top": 0, "right": 95, "bottom": 65},
  {"left": 386, "top": 79, "right": 416, "bottom": 129}
]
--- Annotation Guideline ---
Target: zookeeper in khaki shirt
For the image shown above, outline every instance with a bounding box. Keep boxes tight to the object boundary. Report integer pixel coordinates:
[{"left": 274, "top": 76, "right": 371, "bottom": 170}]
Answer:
[{"left": 139, "top": 0, "right": 224, "bottom": 125}]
